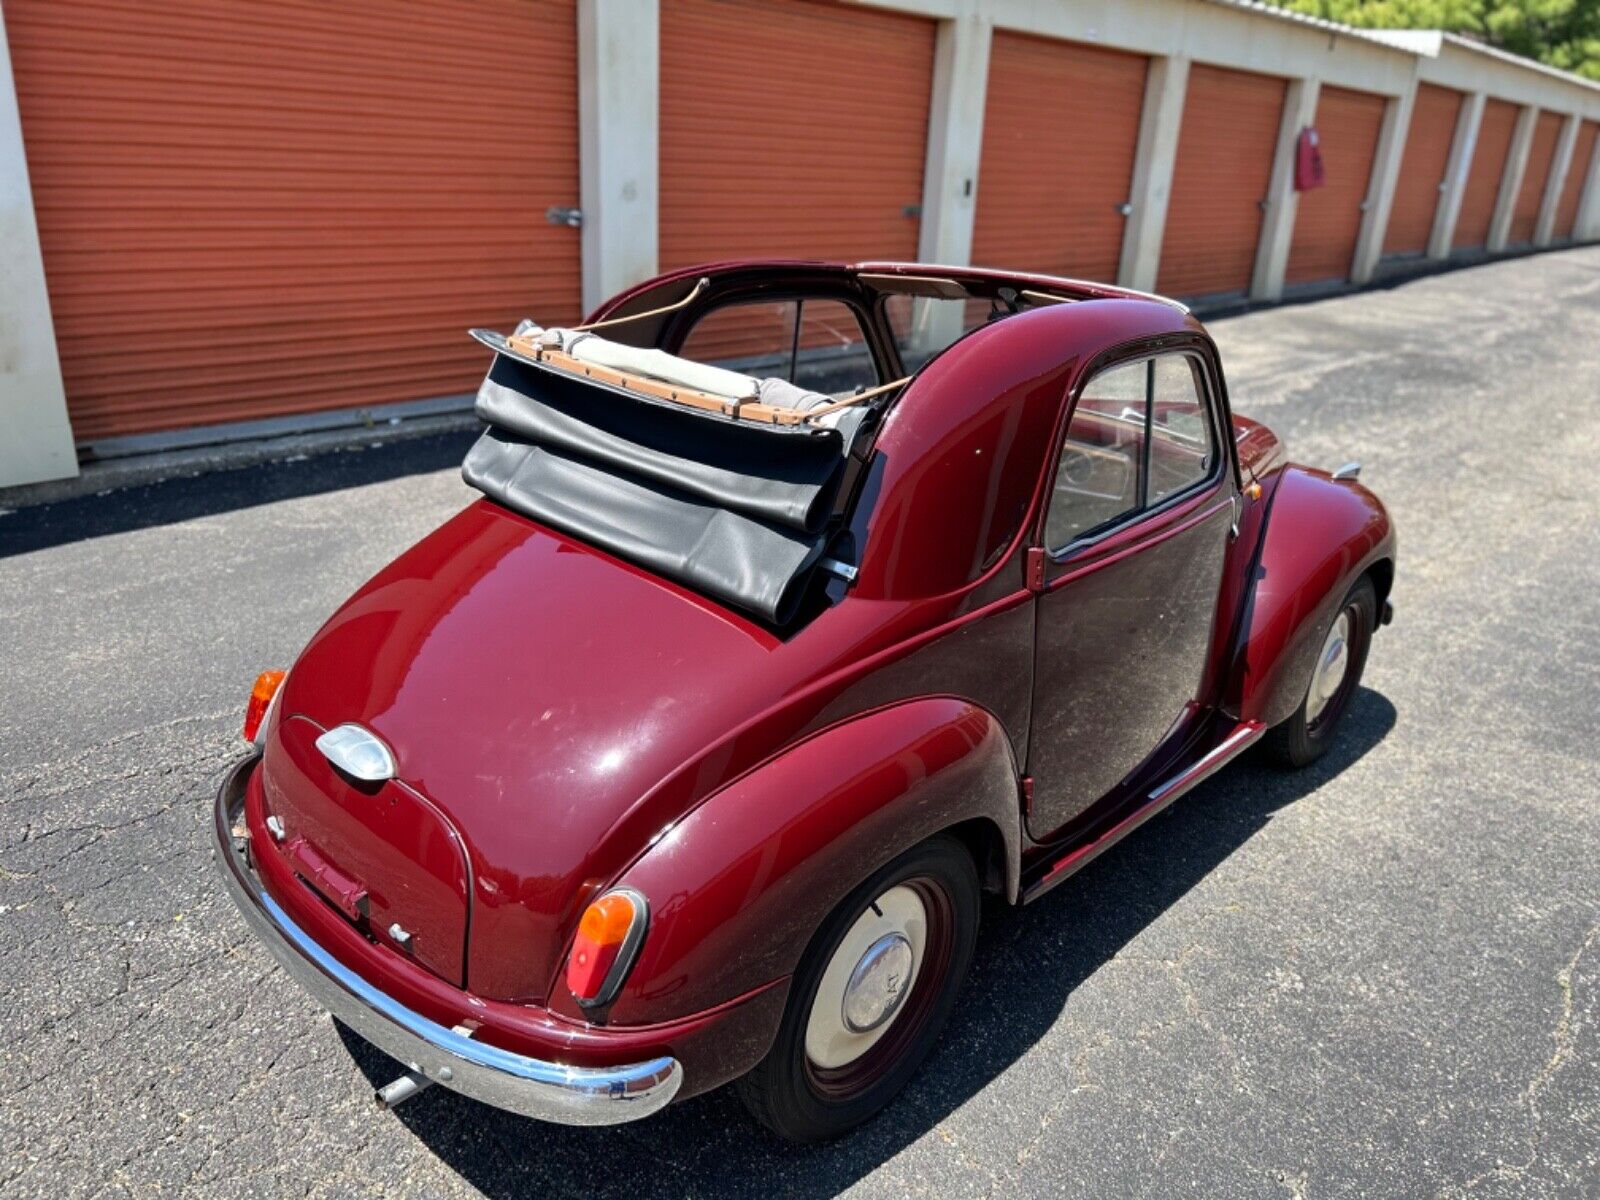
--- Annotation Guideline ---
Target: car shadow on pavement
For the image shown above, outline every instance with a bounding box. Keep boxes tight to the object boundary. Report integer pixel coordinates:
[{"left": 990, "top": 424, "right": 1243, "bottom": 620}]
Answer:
[
  {"left": 0, "top": 431, "right": 476, "bottom": 559},
  {"left": 336, "top": 687, "right": 1397, "bottom": 1199}
]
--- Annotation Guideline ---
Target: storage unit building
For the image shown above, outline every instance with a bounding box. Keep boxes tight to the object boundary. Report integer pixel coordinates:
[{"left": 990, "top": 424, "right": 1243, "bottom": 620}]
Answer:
[
  {"left": 1509, "top": 110, "right": 1564, "bottom": 244},
  {"left": 1554, "top": 120, "right": 1600, "bottom": 240},
  {"left": 971, "top": 32, "right": 1148, "bottom": 283},
  {"left": 1384, "top": 82, "right": 1463, "bottom": 257},
  {"left": 1157, "top": 64, "right": 1287, "bottom": 300},
  {"left": 5, "top": 0, "right": 581, "bottom": 444},
  {"left": 1286, "top": 86, "right": 1387, "bottom": 286},
  {"left": 658, "top": 0, "right": 934, "bottom": 271},
  {"left": 1454, "top": 98, "right": 1521, "bottom": 249}
]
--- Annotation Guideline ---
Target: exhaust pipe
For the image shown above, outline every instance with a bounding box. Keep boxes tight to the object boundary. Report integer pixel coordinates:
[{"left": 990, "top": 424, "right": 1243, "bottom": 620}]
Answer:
[
  {"left": 375, "top": 1068, "right": 432, "bottom": 1109},
  {"left": 375, "top": 1024, "right": 475, "bottom": 1110}
]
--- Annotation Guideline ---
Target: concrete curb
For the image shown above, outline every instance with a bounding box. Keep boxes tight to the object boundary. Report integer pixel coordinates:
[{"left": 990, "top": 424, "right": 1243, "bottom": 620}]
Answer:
[{"left": 0, "top": 412, "right": 481, "bottom": 513}]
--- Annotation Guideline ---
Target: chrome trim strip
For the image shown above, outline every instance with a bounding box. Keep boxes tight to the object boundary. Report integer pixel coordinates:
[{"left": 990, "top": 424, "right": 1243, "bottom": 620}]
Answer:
[
  {"left": 1330, "top": 461, "right": 1362, "bottom": 481},
  {"left": 211, "top": 758, "right": 682, "bottom": 1125},
  {"left": 1147, "top": 721, "right": 1265, "bottom": 805}
]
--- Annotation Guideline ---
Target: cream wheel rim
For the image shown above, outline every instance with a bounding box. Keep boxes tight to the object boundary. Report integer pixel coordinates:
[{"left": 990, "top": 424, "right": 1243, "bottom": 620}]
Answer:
[{"left": 804, "top": 885, "right": 928, "bottom": 1070}]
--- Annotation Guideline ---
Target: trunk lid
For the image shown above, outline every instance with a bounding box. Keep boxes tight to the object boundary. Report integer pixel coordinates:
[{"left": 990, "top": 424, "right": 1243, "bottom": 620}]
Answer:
[
  {"left": 259, "top": 715, "right": 471, "bottom": 985},
  {"left": 273, "top": 500, "right": 801, "bottom": 1002}
]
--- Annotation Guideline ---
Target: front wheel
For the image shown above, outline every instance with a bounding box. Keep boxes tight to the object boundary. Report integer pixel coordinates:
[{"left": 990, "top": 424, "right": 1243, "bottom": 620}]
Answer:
[
  {"left": 735, "top": 835, "right": 979, "bottom": 1142},
  {"left": 1264, "top": 575, "right": 1377, "bottom": 768}
]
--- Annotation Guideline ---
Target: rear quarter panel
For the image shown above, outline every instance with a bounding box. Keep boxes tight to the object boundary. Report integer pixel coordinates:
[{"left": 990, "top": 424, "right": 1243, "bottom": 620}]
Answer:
[{"left": 599, "top": 698, "right": 1022, "bottom": 1030}]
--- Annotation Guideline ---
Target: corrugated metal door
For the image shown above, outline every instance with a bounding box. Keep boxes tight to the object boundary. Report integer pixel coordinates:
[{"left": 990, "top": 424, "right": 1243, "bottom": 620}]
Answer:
[
  {"left": 659, "top": 0, "right": 933, "bottom": 270},
  {"left": 1384, "top": 83, "right": 1463, "bottom": 257},
  {"left": 1555, "top": 120, "right": 1600, "bottom": 240},
  {"left": 1286, "top": 86, "right": 1386, "bottom": 286},
  {"left": 1455, "top": 98, "right": 1520, "bottom": 250},
  {"left": 7, "top": 0, "right": 581, "bottom": 444},
  {"left": 1509, "top": 110, "right": 1564, "bottom": 244},
  {"left": 1158, "top": 64, "right": 1286, "bottom": 300},
  {"left": 971, "top": 32, "right": 1148, "bottom": 283}
]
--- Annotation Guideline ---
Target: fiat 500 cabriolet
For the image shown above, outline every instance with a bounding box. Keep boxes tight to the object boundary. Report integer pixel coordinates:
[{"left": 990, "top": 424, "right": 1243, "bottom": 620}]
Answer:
[{"left": 215, "top": 260, "right": 1394, "bottom": 1142}]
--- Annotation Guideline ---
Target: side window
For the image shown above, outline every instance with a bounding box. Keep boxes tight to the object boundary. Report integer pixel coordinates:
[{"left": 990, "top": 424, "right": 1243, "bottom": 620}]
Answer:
[
  {"left": 1148, "top": 356, "right": 1217, "bottom": 504},
  {"left": 678, "top": 298, "right": 879, "bottom": 392},
  {"left": 1045, "top": 361, "right": 1148, "bottom": 549},
  {"left": 1045, "top": 353, "right": 1218, "bottom": 552}
]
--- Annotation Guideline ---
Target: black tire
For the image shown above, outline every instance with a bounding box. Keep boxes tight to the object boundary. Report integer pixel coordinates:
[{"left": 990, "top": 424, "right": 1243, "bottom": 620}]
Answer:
[
  {"left": 735, "top": 835, "right": 980, "bottom": 1142},
  {"left": 1264, "top": 574, "right": 1377, "bottom": 768}
]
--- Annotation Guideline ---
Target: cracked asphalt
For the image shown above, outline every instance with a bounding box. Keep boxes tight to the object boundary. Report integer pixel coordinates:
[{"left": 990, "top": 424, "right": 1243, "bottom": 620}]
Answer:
[{"left": 2, "top": 246, "right": 1598, "bottom": 1198}]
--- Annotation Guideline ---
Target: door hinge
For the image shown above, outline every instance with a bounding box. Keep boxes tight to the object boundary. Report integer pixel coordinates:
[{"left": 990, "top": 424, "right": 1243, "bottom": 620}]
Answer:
[
  {"left": 1026, "top": 546, "right": 1047, "bottom": 593},
  {"left": 546, "top": 205, "right": 583, "bottom": 228}
]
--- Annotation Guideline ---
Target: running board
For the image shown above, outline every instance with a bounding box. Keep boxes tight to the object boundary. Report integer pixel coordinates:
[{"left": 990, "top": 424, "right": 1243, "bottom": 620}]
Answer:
[{"left": 1021, "top": 721, "right": 1265, "bottom": 904}]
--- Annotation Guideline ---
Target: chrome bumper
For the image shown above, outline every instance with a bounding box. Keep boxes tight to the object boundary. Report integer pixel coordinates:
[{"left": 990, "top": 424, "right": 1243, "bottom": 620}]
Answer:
[{"left": 211, "top": 756, "right": 683, "bottom": 1125}]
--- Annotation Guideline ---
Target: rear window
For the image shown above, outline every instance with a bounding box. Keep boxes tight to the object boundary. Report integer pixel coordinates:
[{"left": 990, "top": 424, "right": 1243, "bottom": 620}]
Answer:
[{"left": 678, "top": 298, "right": 880, "bottom": 393}]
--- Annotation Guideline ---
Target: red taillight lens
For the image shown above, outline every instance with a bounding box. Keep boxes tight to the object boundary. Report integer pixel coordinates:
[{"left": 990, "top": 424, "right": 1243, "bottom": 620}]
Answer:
[
  {"left": 242, "top": 670, "right": 287, "bottom": 744},
  {"left": 566, "top": 889, "right": 648, "bottom": 1008}
]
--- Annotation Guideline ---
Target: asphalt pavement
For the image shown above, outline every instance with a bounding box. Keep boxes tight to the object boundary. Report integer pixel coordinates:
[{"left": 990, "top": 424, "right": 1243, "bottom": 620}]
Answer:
[{"left": 2, "top": 247, "right": 1597, "bottom": 1198}]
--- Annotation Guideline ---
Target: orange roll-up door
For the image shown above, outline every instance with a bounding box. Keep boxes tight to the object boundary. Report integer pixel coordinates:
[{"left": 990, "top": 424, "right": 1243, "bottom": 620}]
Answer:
[
  {"left": 659, "top": 0, "right": 933, "bottom": 270},
  {"left": 971, "top": 32, "right": 1148, "bottom": 284},
  {"left": 1454, "top": 98, "right": 1520, "bottom": 250},
  {"left": 1286, "top": 86, "right": 1386, "bottom": 286},
  {"left": 1158, "top": 64, "right": 1286, "bottom": 301},
  {"left": 1384, "top": 83, "right": 1463, "bottom": 257},
  {"left": 1509, "top": 110, "right": 1564, "bottom": 244},
  {"left": 1554, "top": 120, "right": 1599, "bottom": 240},
  {"left": 7, "top": 0, "right": 581, "bottom": 445}
]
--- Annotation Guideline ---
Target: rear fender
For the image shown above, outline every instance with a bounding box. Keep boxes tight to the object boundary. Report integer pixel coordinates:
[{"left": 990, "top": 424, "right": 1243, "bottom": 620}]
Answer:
[
  {"left": 1230, "top": 466, "right": 1395, "bottom": 727},
  {"left": 603, "top": 698, "right": 1021, "bottom": 1031}
]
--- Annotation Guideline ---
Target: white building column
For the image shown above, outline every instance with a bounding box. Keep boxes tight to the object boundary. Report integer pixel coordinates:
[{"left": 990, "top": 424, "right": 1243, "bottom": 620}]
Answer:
[
  {"left": 577, "top": 0, "right": 659, "bottom": 314},
  {"left": 1429, "top": 91, "right": 1485, "bottom": 259},
  {"left": 0, "top": 5, "right": 76, "bottom": 490},
  {"left": 1351, "top": 83, "right": 1416, "bottom": 283},
  {"left": 1488, "top": 103, "right": 1538, "bottom": 251},
  {"left": 1251, "top": 76, "right": 1320, "bottom": 302},
  {"left": 913, "top": 7, "right": 991, "bottom": 348},
  {"left": 1576, "top": 135, "right": 1600, "bottom": 240},
  {"left": 1117, "top": 55, "right": 1190, "bottom": 293},
  {"left": 1535, "top": 113, "right": 1581, "bottom": 245}
]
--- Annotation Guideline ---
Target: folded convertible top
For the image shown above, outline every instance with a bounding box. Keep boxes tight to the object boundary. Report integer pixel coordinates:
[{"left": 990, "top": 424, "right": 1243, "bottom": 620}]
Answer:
[{"left": 462, "top": 342, "right": 872, "bottom": 624}]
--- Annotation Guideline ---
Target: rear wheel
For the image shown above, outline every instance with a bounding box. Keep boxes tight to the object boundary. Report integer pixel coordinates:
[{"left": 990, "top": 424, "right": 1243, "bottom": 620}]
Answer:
[
  {"left": 1264, "top": 575, "right": 1376, "bottom": 768},
  {"left": 736, "top": 836, "right": 979, "bottom": 1142}
]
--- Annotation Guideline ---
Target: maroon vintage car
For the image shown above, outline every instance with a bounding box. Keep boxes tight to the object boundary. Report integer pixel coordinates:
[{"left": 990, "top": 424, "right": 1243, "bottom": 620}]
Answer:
[{"left": 215, "top": 260, "right": 1394, "bottom": 1141}]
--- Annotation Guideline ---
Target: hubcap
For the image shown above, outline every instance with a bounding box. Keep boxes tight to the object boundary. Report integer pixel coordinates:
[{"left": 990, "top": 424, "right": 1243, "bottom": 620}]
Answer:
[
  {"left": 842, "top": 933, "right": 915, "bottom": 1033},
  {"left": 1306, "top": 609, "right": 1352, "bottom": 725},
  {"left": 805, "top": 885, "right": 927, "bottom": 1070}
]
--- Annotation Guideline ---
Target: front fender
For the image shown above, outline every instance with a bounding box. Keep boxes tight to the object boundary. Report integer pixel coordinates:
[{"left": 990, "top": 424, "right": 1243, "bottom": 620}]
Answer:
[
  {"left": 604, "top": 698, "right": 1021, "bottom": 1030},
  {"left": 1231, "top": 465, "right": 1395, "bottom": 728}
]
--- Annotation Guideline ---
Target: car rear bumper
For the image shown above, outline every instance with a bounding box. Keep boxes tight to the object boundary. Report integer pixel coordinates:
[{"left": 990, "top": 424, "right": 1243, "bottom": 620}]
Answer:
[{"left": 211, "top": 755, "right": 683, "bottom": 1125}]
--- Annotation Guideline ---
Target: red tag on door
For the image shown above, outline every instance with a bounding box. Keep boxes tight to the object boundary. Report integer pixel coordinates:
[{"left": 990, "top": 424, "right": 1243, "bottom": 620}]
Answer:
[{"left": 1296, "top": 127, "right": 1326, "bottom": 191}]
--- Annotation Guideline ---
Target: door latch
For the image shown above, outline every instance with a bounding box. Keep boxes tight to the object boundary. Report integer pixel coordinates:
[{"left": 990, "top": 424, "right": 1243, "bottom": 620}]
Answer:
[{"left": 545, "top": 206, "right": 583, "bottom": 228}]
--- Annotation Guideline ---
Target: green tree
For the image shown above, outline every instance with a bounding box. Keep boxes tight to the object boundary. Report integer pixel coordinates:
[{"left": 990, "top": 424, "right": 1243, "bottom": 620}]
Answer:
[{"left": 1266, "top": 0, "right": 1600, "bottom": 80}]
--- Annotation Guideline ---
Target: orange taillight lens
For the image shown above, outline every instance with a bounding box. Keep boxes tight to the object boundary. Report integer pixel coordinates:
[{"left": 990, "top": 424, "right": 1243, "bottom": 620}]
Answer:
[
  {"left": 566, "top": 889, "right": 647, "bottom": 1007},
  {"left": 242, "top": 670, "right": 287, "bottom": 744}
]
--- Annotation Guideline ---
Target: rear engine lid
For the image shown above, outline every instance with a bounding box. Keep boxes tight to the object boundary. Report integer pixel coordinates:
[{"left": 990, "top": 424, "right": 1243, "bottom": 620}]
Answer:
[{"left": 258, "top": 715, "right": 471, "bottom": 986}]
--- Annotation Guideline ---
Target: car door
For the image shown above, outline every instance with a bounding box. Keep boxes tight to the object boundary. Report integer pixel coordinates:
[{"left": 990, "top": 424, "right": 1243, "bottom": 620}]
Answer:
[{"left": 1025, "top": 342, "right": 1237, "bottom": 840}]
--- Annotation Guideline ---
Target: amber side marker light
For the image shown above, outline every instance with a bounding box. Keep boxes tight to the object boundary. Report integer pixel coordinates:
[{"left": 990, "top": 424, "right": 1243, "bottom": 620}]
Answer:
[
  {"left": 566, "top": 888, "right": 649, "bottom": 1009},
  {"left": 243, "top": 670, "right": 287, "bottom": 745}
]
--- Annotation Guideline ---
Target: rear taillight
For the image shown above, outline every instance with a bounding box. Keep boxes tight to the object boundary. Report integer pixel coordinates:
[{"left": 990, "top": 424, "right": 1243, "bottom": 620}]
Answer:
[
  {"left": 243, "top": 670, "right": 287, "bottom": 745},
  {"left": 566, "top": 888, "right": 649, "bottom": 1009}
]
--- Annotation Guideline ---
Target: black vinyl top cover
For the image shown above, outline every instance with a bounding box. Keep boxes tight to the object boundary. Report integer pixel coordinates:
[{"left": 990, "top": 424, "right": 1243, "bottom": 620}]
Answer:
[{"left": 462, "top": 347, "right": 867, "bottom": 624}]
